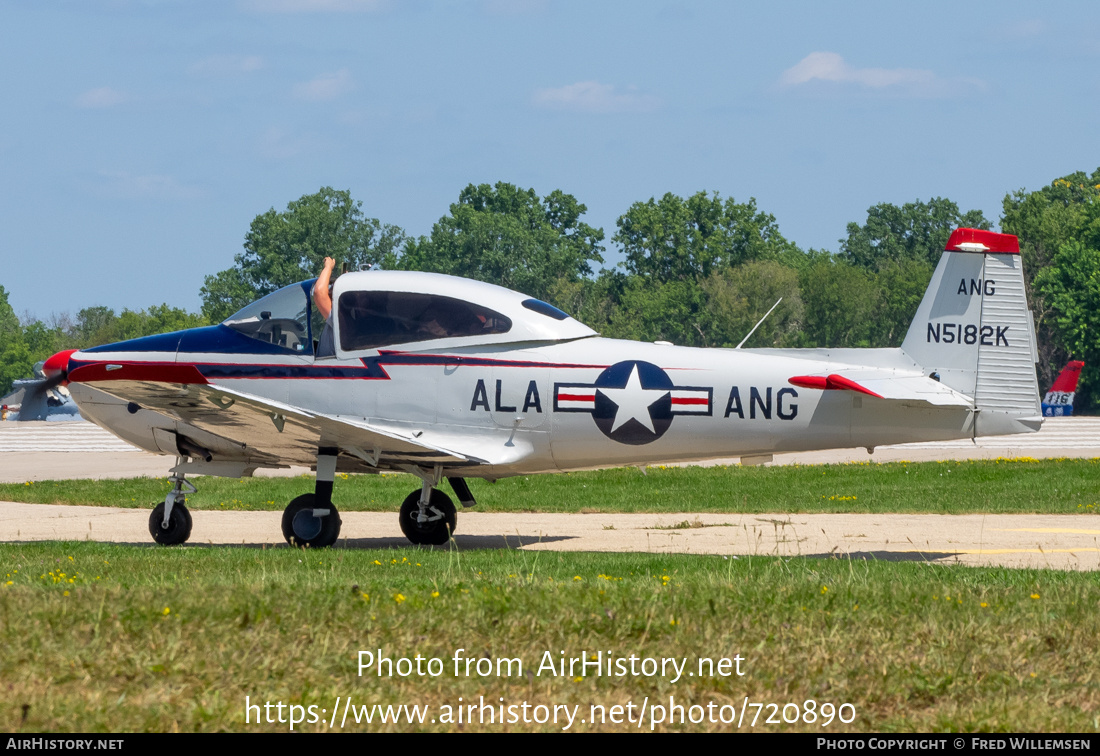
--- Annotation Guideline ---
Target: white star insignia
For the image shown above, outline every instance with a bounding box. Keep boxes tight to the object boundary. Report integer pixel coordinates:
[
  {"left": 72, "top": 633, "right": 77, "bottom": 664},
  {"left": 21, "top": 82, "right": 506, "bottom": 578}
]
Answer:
[{"left": 597, "top": 364, "right": 670, "bottom": 433}]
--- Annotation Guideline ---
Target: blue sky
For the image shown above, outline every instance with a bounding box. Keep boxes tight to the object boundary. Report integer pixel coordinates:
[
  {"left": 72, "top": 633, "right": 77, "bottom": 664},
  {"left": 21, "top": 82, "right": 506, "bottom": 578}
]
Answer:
[{"left": 2, "top": 0, "right": 1098, "bottom": 319}]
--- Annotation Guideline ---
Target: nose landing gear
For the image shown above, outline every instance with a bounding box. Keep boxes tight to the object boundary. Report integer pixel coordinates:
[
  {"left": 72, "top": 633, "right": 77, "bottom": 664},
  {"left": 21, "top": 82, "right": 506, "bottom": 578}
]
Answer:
[
  {"left": 399, "top": 487, "right": 457, "bottom": 546},
  {"left": 149, "top": 473, "right": 195, "bottom": 545}
]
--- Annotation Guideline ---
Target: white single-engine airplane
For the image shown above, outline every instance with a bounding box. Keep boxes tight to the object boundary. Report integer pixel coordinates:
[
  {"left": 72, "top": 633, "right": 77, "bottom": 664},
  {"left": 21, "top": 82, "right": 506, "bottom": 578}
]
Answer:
[{"left": 43, "top": 228, "right": 1040, "bottom": 547}]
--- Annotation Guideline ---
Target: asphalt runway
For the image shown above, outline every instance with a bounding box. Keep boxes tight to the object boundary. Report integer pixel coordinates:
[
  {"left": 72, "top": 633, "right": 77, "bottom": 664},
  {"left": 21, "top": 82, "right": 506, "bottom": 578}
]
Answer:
[{"left": 2, "top": 417, "right": 1099, "bottom": 570}]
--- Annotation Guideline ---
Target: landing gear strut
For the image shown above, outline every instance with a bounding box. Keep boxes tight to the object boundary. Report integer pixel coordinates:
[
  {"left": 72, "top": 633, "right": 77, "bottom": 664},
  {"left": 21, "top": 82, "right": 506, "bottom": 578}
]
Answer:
[
  {"left": 281, "top": 447, "right": 343, "bottom": 548},
  {"left": 149, "top": 472, "right": 194, "bottom": 545}
]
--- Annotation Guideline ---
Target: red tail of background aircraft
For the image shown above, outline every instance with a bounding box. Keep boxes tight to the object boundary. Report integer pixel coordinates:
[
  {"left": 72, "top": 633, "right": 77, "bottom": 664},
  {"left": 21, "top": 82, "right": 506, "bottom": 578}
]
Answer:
[{"left": 1042, "top": 361, "right": 1084, "bottom": 417}]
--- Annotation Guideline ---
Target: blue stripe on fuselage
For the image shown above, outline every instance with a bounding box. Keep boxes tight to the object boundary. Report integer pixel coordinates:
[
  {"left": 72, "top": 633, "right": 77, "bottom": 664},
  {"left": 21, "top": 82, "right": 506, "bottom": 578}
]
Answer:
[
  {"left": 199, "top": 362, "right": 385, "bottom": 379},
  {"left": 83, "top": 325, "right": 303, "bottom": 356}
]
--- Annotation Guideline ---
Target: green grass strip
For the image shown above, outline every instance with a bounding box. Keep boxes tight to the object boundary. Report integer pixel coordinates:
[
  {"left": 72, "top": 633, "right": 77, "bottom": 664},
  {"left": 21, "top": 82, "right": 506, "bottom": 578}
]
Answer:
[{"left": 4, "top": 458, "right": 1100, "bottom": 515}]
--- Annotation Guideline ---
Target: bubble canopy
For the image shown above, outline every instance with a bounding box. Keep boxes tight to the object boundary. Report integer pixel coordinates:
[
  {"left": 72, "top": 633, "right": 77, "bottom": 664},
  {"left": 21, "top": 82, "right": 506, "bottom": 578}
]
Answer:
[{"left": 222, "top": 272, "right": 597, "bottom": 356}]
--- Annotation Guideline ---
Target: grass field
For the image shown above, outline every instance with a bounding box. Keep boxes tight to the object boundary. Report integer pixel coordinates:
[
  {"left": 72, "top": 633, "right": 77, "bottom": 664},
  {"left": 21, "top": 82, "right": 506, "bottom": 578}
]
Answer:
[
  {"left": 3, "top": 458, "right": 1100, "bottom": 515},
  {"left": 3, "top": 459, "right": 1098, "bottom": 732},
  {"left": 2, "top": 541, "right": 1098, "bottom": 733}
]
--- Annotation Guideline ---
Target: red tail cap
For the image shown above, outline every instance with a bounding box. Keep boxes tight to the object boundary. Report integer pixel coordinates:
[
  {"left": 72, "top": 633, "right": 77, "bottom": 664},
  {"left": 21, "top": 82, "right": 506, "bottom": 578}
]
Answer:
[{"left": 945, "top": 228, "right": 1020, "bottom": 254}]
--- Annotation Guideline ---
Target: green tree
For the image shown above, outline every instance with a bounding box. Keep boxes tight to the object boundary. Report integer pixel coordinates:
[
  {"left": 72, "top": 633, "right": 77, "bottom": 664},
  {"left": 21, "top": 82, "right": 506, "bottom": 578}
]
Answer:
[
  {"left": 21, "top": 321, "right": 68, "bottom": 360},
  {"left": 840, "top": 197, "right": 990, "bottom": 270},
  {"left": 602, "top": 277, "right": 705, "bottom": 346},
  {"left": 615, "top": 191, "right": 800, "bottom": 281},
  {"left": 0, "top": 285, "right": 19, "bottom": 339},
  {"left": 0, "top": 338, "right": 33, "bottom": 398},
  {"left": 75, "top": 306, "right": 119, "bottom": 348},
  {"left": 114, "top": 305, "right": 208, "bottom": 342},
  {"left": 0, "top": 287, "right": 32, "bottom": 396},
  {"left": 699, "top": 260, "right": 804, "bottom": 348},
  {"left": 1002, "top": 170, "right": 1100, "bottom": 277},
  {"left": 399, "top": 183, "right": 604, "bottom": 302},
  {"left": 544, "top": 274, "right": 618, "bottom": 334},
  {"left": 606, "top": 191, "right": 805, "bottom": 347},
  {"left": 1002, "top": 169, "right": 1100, "bottom": 396},
  {"left": 799, "top": 259, "right": 878, "bottom": 348},
  {"left": 201, "top": 187, "right": 406, "bottom": 322},
  {"left": 1034, "top": 239, "right": 1100, "bottom": 412},
  {"left": 867, "top": 258, "right": 934, "bottom": 347}
]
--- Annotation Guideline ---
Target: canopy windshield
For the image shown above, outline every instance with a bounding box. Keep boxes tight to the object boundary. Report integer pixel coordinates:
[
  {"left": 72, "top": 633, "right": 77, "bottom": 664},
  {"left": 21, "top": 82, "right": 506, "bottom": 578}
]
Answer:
[{"left": 223, "top": 281, "right": 313, "bottom": 354}]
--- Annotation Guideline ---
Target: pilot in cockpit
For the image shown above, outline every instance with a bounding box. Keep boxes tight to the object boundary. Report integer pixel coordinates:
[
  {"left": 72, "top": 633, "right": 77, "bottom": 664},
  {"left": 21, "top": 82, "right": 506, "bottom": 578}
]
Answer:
[{"left": 313, "top": 256, "right": 337, "bottom": 358}]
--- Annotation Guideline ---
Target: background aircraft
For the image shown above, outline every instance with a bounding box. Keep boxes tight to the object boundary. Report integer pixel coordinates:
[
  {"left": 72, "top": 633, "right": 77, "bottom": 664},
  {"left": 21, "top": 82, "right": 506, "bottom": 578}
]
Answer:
[
  {"left": 41, "top": 228, "right": 1041, "bottom": 547},
  {"left": 1041, "top": 360, "right": 1084, "bottom": 417},
  {"left": 0, "top": 361, "right": 81, "bottom": 421}
]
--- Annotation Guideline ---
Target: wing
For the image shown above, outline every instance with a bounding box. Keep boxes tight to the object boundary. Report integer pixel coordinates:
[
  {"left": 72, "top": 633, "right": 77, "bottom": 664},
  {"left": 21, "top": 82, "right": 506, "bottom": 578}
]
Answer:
[{"left": 73, "top": 375, "right": 486, "bottom": 471}]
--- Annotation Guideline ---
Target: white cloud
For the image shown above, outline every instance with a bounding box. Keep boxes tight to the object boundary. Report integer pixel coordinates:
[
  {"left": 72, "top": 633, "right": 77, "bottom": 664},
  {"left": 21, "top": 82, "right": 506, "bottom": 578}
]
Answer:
[
  {"left": 532, "top": 81, "right": 660, "bottom": 114},
  {"left": 93, "top": 171, "right": 202, "bottom": 200},
  {"left": 242, "top": 0, "right": 388, "bottom": 12},
  {"left": 293, "top": 69, "right": 354, "bottom": 101},
  {"left": 779, "top": 52, "right": 983, "bottom": 97},
  {"left": 75, "top": 87, "right": 126, "bottom": 109},
  {"left": 189, "top": 54, "right": 264, "bottom": 76}
]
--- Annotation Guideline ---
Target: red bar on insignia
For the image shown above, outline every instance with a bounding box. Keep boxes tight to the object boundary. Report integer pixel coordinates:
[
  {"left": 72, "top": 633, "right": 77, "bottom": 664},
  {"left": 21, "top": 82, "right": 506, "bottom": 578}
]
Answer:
[
  {"left": 670, "top": 389, "right": 710, "bottom": 413},
  {"left": 556, "top": 389, "right": 596, "bottom": 410}
]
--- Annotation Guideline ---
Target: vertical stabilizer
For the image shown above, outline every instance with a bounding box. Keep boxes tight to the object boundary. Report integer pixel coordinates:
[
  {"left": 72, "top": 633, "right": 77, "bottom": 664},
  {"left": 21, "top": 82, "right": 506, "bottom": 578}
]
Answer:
[{"left": 900, "top": 228, "right": 1041, "bottom": 436}]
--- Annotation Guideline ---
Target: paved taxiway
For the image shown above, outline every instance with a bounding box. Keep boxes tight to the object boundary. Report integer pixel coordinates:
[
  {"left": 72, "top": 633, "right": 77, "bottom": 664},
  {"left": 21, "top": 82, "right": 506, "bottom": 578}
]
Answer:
[{"left": 2, "top": 417, "right": 1099, "bottom": 569}]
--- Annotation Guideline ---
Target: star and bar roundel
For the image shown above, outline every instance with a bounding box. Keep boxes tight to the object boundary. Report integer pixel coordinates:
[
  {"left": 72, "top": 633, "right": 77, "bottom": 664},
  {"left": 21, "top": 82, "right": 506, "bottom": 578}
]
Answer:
[{"left": 553, "top": 360, "right": 712, "bottom": 445}]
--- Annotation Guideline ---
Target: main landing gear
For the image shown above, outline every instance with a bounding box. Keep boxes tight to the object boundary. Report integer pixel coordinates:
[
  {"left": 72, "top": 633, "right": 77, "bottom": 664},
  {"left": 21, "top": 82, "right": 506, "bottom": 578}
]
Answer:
[
  {"left": 149, "top": 449, "right": 475, "bottom": 549},
  {"left": 276, "top": 451, "right": 475, "bottom": 547},
  {"left": 149, "top": 473, "right": 195, "bottom": 545},
  {"left": 281, "top": 447, "right": 343, "bottom": 548}
]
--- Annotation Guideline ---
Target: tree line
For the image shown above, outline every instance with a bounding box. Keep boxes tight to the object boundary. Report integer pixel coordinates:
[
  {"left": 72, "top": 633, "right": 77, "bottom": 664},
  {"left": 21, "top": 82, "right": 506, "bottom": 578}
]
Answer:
[{"left": 3, "top": 170, "right": 1099, "bottom": 411}]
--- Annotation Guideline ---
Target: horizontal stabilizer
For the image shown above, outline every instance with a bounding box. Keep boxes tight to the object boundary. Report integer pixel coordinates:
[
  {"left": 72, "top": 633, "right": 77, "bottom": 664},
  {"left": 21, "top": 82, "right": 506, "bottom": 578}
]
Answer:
[
  {"left": 788, "top": 372, "right": 973, "bottom": 408},
  {"left": 788, "top": 374, "right": 882, "bottom": 398}
]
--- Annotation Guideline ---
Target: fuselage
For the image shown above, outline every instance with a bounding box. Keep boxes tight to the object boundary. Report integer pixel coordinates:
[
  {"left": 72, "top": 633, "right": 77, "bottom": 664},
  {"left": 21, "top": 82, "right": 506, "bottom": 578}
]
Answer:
[{"left": 67, "top": 324, "right": 972, "bottom": 478}]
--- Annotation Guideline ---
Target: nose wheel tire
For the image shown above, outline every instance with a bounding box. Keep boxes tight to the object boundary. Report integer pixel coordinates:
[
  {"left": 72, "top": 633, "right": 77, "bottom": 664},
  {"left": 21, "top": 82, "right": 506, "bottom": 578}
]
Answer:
[
  {"left": 282, "top": 494, "right": 342, "bottom": 548},
  {"left": 399, "top": 489, "right": 457, "bottom": 546},
  {"left": 149, "top": 501, "right": 193, "bottom": 545}
]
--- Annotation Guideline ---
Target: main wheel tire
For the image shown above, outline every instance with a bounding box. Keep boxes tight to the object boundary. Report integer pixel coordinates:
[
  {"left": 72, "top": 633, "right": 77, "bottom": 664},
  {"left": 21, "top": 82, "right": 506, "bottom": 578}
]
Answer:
[
  {"left": 149, "top": 501, "right": 193, "bottom": 545},
  {"left": 399, "top": 489, "right": 457, "bottom": 546},
  {"left": 282, "top": 494, "right": 342, "bottom": 548}
]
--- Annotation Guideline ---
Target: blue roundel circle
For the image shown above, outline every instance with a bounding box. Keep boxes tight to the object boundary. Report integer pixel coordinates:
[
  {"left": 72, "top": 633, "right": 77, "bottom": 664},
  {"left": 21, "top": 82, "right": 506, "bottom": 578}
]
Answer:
[{"left": 592, "top": 360, "right": 675, "bottom": 445}]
